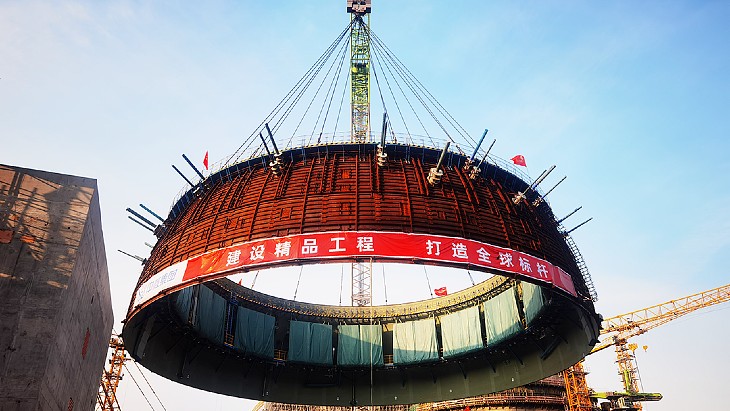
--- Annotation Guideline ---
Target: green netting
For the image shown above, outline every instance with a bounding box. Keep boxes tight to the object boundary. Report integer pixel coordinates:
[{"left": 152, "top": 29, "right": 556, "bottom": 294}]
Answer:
[
  {"left": 309, "top": 323, "right": 334, "bottom": 365},
  {"left": 359, "top": 325, "right": 384, "bottom": 367},
  {"left": 287, "top": 321, "right": 333, "bottom": 365},
  {"left": 194, "top": 285, "right": 226, "bottom": 343},
  {"left": 174, "top": 286, "right": 193, "bottom": 323},
  {"left": 440, "top": 306, "right": 483, "bottom": 358},
  {"left": 483, "top": 287, "right": 522, "bottom": 346},
  {"left": 522, "top": 282, "right": 544, "bottom": 325},
  {"left": 393, "top": 318, "right": 438, "bottom": 364},
  {"left": 337, "top": 324, "right": 360, "bottom": 366},
  {"left": 337, "top": 324, "right": 383, "bottom": 367},
  {"left": 235, "top": 306, "right": 275, "bottom": 359}
]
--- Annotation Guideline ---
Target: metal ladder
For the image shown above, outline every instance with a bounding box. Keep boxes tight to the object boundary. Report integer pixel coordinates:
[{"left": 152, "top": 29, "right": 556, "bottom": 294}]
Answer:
[{"left": 564, "top": 233, "right": 598, "bottom": 302}]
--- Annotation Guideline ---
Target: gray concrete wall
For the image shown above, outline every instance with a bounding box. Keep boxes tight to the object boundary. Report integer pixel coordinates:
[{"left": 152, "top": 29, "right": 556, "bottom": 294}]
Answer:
[{"left": 0, "top": 165, "right": 113, "bottom": 411}]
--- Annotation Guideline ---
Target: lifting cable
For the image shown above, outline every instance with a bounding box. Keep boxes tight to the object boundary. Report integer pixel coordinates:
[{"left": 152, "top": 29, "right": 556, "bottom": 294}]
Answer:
[
  {"left": 131, "top": 360, "right": 168, "bottom": 411},
  {"left": 367, "top": 26, "right": 477, "bottom": 148},
  {"left": 370, "top": 31, "right": 438, "bottom": 145},
  {"left": 330, "top": 59, "right": 351, "bottom": 141},
  {"left": 370, "top": 39, "right": 431, "bottom": 146},
  {"left": 122, "top": 362, "right": 157, "bottom": 411},
  {"left": 365, "top": 17, "right": 477, "bottom": 150},
  {"left": 287, "top": 30, "right": 351, "bottom": 146},
  {"left": 107, "top": 328, "right": 165, "bottom": 411},
  {"left": 275, "top": 32, "right": 348, "bottom": 145},
  {"left": 293, "top": 265, "right": 304, "bottom": 301},
  {"left": 339, "top": 264, "right": 344, "bottom": 305},
  {"left": 250, "top": 270, "right": 260, "bottom": 289},
  {"left": 248, "top": 23, "right": 351, "bottom": 159},
  {"left": 371, "top": 34, "right": 458, "bottom": 152},
  {"left": 370, "top": 47, "right": 410, "bottom": 145},
  {"left": 227, "top": 17, "right": 485, "bottom": 168},
  {"left": 381, "top": 264, "right": 388, "bottom": 305},
  {"left": 312, "top": 34, "right": 350, "bottom": 144},
  {"left": 370, "top": 51, "right": 411, "bottom": 144},
  {"left": 369, "top": 258, "right": 375, "bottom": 408},
  {"left": 267, "top": 21, "right": 352, "bottom": 142},
  {"left": 423, "top": 265, "right": 434, "bottom": 298},
  {"left": 227, "top": 20, "right": 354, "bottom": 165},
  {"left": 272, "top": 21, "right": 352, "bottom": 142}
]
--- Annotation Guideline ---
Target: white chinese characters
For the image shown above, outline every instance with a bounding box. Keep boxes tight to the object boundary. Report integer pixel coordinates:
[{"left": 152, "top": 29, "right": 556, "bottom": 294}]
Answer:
[
  {"left": 357, "top": 236, "right": 374, "bottom": 252},
  {"left": 250, "top": 244, "right": 265, "bottom": 261},
  {"left": 452, "top": 243, "right": 468, "bottom": 259},
  {"left": 301, "top": 239, "right": 318, "bottom": 255},
  {"left": 518, "top": 256, "right": 532, "bottom": 273},
  {"left": 329, "top": 237, "right": 346, "bottom": 252},
  {"left": 226, "top": 250, "right": 242, "bottom": 266},
  {"left": 426, "top": 240, "right": 441, "bottom": 256},
  {"left": 274, "top": 241, "right": 292, "bottom": 258},
  {"left": 498, "top": 252, "right": 514, "bottom": 267},
  {"left": 476, "top": 247, "right": 491, "bottom": 263}
]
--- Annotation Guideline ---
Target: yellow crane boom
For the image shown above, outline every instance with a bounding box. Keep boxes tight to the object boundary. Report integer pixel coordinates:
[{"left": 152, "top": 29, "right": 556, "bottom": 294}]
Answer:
[
  {"left": 566, "top": 282, "right": 730, "bottom": 411},
  {"left": 592, "top": 282, "right": 730, "bottom": 354}
]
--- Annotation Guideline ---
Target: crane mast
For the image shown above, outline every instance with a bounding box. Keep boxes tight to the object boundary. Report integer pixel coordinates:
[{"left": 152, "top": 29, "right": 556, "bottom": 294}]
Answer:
[
  {"left": 96, "top": 336, "right": 126, "bottom": 411},
  {"left": 593, "top": 282, "right": 730, "bottom": 410},
  {"left": 563, "top": 282, "right": 730, "bottom": 411},
  {"left": 563, "top": 362, "right": 594, "bottom": 411},
  {"left": 348, "top": 0, "right": 373, "bottom": 307},
  {"left": 348, "top": 0, "right": 371, "bottom": 144}
]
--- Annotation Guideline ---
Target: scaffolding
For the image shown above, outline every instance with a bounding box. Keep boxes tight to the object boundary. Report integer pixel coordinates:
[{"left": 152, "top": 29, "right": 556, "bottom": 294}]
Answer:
[
  {"left": 563, "top": 362, "right": 593, "bottom": 411},
  {"left": 256, "top": 376, "right": 568, "bottom": 411},
  {"left": 96, "top": 336, "right": 126, "bottom": 411}
]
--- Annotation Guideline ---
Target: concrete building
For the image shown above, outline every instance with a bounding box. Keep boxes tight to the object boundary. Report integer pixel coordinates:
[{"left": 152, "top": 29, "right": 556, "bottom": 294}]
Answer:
[{"left": 0, "top": 165, "right": 113, "bottom": 411}]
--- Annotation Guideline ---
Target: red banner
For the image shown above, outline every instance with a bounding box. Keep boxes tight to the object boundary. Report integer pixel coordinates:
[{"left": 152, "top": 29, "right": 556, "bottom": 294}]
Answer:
[{"left": 175, "top": 231, "right": 577, "bottom": 297}]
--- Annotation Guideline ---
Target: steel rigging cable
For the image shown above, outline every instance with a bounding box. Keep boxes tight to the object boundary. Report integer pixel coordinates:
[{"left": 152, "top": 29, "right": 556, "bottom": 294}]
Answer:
[{"left": 228, "top": 19, "right": 355, "bottom": 165}]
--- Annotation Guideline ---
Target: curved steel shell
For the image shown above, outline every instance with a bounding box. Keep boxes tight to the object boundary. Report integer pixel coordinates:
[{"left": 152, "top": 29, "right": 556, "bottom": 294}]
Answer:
[
  {"left": 142, "top": 144, "right": 587, "bottom": 294},
  {"left": 122, "top": 143, "right": 600, "bottom": 405}
]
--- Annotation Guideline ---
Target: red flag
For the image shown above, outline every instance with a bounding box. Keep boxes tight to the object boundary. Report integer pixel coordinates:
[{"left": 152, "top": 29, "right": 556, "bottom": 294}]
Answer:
[
  {"left": 434, "top": 287, "right": 448, "bottom": 297},
  {"left": 237, "top": 278, "right": 242, "bottom": 286},
  {"left": 511, "top": 155, "right": 526, "bottom": 167},
  {"left": 203, "top": 151, "right": 209, "bottom": 171}
]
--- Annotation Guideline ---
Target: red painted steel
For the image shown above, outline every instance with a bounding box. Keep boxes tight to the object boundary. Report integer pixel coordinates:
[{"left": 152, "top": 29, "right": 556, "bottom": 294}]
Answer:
[
  {"left": 131, "top": 230, "right": 579, "bottom": 310},
  {"left": 134, "top": 144, "right": 588, "bottom": 304}
]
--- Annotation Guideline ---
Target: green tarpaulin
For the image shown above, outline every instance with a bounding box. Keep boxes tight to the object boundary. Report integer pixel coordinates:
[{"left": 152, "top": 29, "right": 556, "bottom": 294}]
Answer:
[
  {"left": 440, "top": 306, "right": 483, "bottom": 358},
  {"left": 235, "top": 306, "right": 275, "bottom": 359},
  {"left": 483, "top": 287, "right": 522, "bottom": 346},
  {"left": 522, "top": 282, "right": 544, "bottom": 325},
  {"left": 194, "top": 285, "right": 226, "bottom": 343},
  {"left": 174, "top": 286, "right": 193, "bottom": 323},
  {"left": 288, "top": 321, "right": 333, "bottom": 365},
  {"left": 393, "top": 318, "right": 438, "bottom": 364},
  {"left": 337, "top": 324, "right": 383, "bottom": 367}
]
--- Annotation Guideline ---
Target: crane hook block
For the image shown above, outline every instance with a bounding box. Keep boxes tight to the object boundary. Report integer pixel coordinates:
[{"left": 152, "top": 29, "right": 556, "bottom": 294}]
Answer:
[{"left": 347, "top": 0, "right": 371, "bottom": 14}]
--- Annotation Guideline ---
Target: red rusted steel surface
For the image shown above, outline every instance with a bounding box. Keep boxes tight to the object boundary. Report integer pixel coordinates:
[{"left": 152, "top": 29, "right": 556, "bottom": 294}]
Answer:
[{"left": 136, "top": 143, "right": 586, "bottom": 300}]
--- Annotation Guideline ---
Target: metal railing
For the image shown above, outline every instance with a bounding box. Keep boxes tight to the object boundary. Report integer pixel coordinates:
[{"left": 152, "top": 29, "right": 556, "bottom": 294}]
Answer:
[
  {"left": 564, "top": 233, "right": 598, "bottom": 302},
  {"left": 167, "top": 132, "right": 543, "bottom": 218}
]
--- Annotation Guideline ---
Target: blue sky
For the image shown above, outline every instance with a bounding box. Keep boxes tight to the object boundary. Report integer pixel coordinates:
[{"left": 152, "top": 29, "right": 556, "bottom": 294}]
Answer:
[{"left": 2, "top": 1, "right": 729, "bottom": 410}]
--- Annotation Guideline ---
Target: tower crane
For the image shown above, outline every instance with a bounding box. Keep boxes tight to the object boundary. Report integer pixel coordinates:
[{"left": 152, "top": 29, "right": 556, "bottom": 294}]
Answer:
[
  {"left": 96, "top": 336, "right": 127, "bottom": 411},
  {"left": 564, "top": 282, "right": 730, "bottom": 411},
  {"left": 347, "top": 0, "right": 373, "bottom": 307}
]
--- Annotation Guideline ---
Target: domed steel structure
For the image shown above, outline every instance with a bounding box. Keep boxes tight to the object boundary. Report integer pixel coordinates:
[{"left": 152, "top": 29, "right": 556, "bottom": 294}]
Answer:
[
  {"left": 122, "top": 142, "right": 600, "bottom": 405},
  {"left": 122, "top": 2, "right": 600, "bottom": 407}
]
